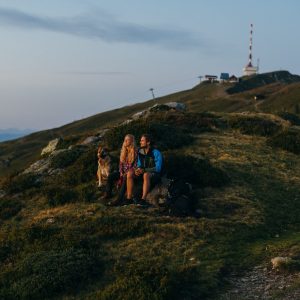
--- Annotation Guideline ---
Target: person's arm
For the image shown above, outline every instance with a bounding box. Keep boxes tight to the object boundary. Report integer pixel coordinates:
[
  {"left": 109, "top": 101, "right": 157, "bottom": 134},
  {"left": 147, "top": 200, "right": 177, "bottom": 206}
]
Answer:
[
  {"left": 119, "top": 161, "right": 124, "bottom": 176},
  {"left": 144, "top": 149, "right": 162, "bottom": 173},
  {"left": 137, "top": 153, "right": 142, "bottom": 168}
]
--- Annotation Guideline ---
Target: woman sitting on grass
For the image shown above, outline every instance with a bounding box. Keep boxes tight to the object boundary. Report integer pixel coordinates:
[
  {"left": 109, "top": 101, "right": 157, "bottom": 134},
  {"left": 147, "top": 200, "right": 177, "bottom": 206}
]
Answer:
[{"left": 105, "top": 134, "right": 137, "bottom": 206}]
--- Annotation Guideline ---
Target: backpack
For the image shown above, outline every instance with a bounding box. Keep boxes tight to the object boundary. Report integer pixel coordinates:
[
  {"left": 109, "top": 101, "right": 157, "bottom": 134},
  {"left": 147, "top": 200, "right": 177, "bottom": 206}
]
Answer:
[{"left": 166, "top": 179, "right": 194, "bottom": 216}]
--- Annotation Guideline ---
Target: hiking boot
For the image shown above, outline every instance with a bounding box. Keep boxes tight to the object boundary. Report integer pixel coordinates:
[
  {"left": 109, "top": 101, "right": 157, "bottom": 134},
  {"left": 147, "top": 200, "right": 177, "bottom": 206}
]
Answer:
[
  {"left": 135, "top": 198, "right": 151, "bottom": 208},
  {"left": 107, "top": 198, "right": 124, "bottom": 207},
  {"left": 124, "top": 198, "right": 135, "bottom": 205}
]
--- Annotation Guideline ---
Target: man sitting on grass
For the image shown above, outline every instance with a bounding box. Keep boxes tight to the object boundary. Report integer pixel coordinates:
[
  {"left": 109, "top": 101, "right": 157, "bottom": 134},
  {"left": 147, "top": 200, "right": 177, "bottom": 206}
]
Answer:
[{"left": 126, "top": 134, "right": 163, "bottom": 206}]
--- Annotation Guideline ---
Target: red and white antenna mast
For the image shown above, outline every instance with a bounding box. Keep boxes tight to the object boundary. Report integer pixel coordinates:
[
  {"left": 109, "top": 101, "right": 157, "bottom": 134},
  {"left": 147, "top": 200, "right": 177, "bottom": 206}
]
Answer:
[
  {"left": 248, "top": 24, "right": 254, "bottom": 67},
  {"left": 243, "top": 24, "right": 258, "bottom": 76}
]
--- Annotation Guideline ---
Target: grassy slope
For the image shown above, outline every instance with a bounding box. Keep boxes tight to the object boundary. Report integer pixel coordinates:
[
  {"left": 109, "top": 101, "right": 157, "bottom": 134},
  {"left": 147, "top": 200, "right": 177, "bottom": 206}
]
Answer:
[
  {"left": 1, "top": 70, "right": 300, "bottom": 178},
  {"left": 0, "top": 90, "right": 190, "bottom": 177},
  {"left": 1, "top": 125, "right": 300, "bottom": 299}
]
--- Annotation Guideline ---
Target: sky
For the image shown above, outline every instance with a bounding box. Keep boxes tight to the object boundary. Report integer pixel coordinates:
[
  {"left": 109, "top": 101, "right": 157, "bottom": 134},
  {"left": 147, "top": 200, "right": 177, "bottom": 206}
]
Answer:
[{"left": 0, "top": 0, "right": 300, "bottom": 130}]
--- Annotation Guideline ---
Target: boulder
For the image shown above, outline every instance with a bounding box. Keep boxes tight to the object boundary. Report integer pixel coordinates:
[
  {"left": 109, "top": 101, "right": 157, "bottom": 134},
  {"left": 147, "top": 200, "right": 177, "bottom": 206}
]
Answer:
[
  {"left": 23, "top": 158, "right": 50, "bottom": 175},
  {"left": 145, "top": 177, "right": 195, "bottom": 216},
  {"left": 23, "top": 149, "right": 67, "bottom": 175},
  {"left": 150, "top": 102, "right": 186, "bottom": 113},
  {"left": 41, "top": 138, "right": 63, "bottom": 156},
  {"left": 146, "top": 177, "right": 171, "bottom": 206},
  {"left": 271, "top": 257, "right": 291, "bottom": 269},
  {"left": 131, "top": 102, "right": 186, "bottom": 122},
  {"left": 132, "top": 110, "right": 148, "bottom": 120},
  {"left": 80, "top": 136, "right": 101, "bottom": 145},
  {"left": 165, "top": 102, "right": 186, "bottom": 111}
]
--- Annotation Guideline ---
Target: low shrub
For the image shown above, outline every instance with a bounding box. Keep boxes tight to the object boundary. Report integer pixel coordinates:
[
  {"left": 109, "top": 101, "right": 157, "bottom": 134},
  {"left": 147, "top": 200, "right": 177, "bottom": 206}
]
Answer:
[
  {"left": 0, "top": 248, "right": 102, "bottom": 299},
  {"left": 49, "top": 148, "right": 82, "bottom": 169},
  {"left": 268, "top": 127, "right": 300, "bottom": 154},
  {"left": 56, "top": 135, "right": 81, "bottom": 150},
  {"left": 103, "top": 118, "right": 194, "bottom": 151},
  {"left": 62, "top": 148, "right": 98, "bottom": 186},
  {"left": 164, "top": 153, "right": 230, "bottom": 187},
  {"left": 277, "top": 112, "right": 300, "bottom": 126},
  {"left": 150, "top": 111, "right": 227, "bottom": 133},
  {"left": 98, "top": 255, "right": 219, "bottom": 300},
  {"left": 227, "top": 114, "right": 285, "bottom": 136},
  {"left": 3, "top": 173, "right": 41, "bottom": 194},
  {"left": 0, "top": 198, "right": 23, "bottom": 220}
]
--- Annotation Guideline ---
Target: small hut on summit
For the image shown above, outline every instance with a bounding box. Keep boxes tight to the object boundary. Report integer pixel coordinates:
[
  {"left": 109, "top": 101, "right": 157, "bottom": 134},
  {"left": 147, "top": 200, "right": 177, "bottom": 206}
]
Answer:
[
  {"left": 220, "top": 73, "right": 230, "bottom": 82},
  {"left": 229, "top": 75, "right": 238, "bottom": 83},
  {"left": 204, "top": 75, "right": 218, "bottom": 83}
]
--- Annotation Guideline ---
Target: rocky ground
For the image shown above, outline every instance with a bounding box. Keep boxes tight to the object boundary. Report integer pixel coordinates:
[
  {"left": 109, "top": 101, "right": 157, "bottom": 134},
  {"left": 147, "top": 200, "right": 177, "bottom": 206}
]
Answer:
[{"left": 218, "top": 265, "right": 300, "bottom": 300}]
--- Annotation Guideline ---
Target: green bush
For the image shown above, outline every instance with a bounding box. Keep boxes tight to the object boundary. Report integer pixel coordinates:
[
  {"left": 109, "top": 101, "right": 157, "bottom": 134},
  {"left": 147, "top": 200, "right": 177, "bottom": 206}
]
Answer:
[
  {"left": 0, "top": 198, "right": 23, "bottom": 220},
  {"left": 62, "top": 148, "right": 98, "bottom": 186},
  {"left": 227, "top": 114, "right": 284, "bottom": 136},
  {"left": 268, "top": 127, "right": 300, "bottom": 154},
  {"left": 277, "top": 112, "right": 300, "bottom": 126},
  {"left": 0, "top": 248, "right": 102, "bottom": 299},
  {"left": 149, "top": 111, "right": 227, "bottom": 133},
  {"left": 164, "top": 153, "right": 230, "bottom": 187},
  {"left": 56, "top": 135, "right": 81, "bottom": 150},
  {"left": 3, "top": 173, "right": 41, "bottom": 194},
  {"left": 50, "top": 148, "right": 82, "bottom": 169},
  {"left": 103, "top": 118, "right": 194, "bottom": 151}
]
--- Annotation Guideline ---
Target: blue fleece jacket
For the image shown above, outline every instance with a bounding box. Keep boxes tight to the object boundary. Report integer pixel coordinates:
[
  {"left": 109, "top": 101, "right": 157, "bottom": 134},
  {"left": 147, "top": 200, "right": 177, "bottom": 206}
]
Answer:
[{"left": 137, "top": 148, "right": 163, "bottom": 173}]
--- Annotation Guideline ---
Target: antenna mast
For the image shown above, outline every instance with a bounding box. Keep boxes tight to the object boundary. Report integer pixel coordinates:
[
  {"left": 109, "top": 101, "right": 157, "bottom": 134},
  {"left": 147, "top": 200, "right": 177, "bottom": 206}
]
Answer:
[{"left": 149, "top": 88, "right": 155, "bottom": 100}]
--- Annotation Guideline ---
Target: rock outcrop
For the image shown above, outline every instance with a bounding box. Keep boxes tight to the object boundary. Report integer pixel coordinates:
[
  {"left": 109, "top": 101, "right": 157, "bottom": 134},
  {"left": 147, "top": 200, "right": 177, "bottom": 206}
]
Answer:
[{"left": 41, "top": 138, "right": 63, "bottom": 156}]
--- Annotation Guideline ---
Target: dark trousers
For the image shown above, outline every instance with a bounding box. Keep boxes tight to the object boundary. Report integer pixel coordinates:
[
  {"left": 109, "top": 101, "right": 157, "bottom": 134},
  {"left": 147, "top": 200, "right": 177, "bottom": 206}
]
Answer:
[{"left": 106, "top": 171, "right": 127, "bottom": 201}]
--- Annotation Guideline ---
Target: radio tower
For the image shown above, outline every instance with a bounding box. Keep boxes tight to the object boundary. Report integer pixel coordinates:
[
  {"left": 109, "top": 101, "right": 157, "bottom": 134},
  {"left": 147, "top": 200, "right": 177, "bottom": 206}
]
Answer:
[{"left": 243, "top": 24, "right": 258, "bottom": 76}]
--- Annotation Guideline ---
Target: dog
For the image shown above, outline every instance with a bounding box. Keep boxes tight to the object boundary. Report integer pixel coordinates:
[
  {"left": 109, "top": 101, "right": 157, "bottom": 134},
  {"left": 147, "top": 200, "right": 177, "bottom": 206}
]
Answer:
[{"left": 97, "top": 146, "right": 112, "bottom": 187}]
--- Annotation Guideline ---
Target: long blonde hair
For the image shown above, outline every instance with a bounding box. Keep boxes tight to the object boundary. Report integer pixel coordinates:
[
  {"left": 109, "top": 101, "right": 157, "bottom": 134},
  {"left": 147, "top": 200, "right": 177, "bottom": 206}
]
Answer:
[{"left": 120, "top": 134, "right": 137, "bottom": 164}]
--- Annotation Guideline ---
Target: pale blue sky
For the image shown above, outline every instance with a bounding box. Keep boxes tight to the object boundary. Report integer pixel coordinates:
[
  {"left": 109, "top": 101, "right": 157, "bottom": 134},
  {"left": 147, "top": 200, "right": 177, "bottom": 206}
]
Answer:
[{"left": 0, "top": 0, "right": 299, "bottom": 130}]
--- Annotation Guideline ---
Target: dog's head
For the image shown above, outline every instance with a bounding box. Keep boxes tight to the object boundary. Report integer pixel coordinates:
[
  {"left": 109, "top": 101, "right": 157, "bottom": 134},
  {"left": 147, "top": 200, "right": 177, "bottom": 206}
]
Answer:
[{"left": 97, "top": 146, "right": 109, "bottom": 159}]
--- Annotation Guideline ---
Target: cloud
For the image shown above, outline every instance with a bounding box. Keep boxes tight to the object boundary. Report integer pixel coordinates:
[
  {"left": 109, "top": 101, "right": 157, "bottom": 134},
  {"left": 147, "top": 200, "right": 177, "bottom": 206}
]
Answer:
[
  {"left": 58, "top": 71, "right": 130, "bottom": 76},
  {"left": 0, "top": 7, "right": 204, "bottom": 50}
]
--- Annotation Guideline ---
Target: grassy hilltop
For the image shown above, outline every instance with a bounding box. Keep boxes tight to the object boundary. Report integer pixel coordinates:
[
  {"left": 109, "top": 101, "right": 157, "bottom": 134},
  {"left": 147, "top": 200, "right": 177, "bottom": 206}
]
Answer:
[
  {"left": 1, "top": 70, "right": 300, "bottom": 177},
  {"left": 0, "top": 71, "right": 300, "bottom": 299}
]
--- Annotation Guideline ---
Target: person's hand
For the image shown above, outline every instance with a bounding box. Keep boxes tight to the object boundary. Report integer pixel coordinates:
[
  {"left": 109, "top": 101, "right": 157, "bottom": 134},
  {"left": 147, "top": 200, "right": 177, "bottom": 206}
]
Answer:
[{"left": 135, "top": 168, "right": 143, "bottom": 176}]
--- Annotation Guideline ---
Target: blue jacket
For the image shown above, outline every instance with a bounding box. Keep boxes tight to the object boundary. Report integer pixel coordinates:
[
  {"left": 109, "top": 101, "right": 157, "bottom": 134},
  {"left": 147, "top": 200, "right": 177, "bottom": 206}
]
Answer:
[{"left": 137, "top": 147, "right": 163, "bottom": 174}]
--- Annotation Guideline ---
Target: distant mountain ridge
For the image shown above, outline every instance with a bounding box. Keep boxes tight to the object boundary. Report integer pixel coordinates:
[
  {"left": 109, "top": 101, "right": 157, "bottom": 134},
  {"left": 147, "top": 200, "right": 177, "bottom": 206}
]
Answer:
[{"left": 0, "top": 128, "right": 34, "bottom": 142}]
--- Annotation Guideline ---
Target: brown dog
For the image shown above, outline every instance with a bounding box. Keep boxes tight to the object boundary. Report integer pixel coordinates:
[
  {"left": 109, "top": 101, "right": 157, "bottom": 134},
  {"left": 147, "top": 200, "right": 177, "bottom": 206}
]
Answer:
[{"left": 97, "top": 146, "right": 112, "bottom": 187}]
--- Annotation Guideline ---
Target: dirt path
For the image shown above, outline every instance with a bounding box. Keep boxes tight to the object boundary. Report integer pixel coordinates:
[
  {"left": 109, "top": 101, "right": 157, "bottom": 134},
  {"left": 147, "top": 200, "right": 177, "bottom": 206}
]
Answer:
[{"left": 218, "top": 265, "right": 300, "bottom": 299}]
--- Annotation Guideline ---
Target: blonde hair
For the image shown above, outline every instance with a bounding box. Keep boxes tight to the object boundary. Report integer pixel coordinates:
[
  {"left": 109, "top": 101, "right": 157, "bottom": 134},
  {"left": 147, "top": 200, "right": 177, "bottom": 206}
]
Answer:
[{"left": 120, "top": 134, "right": 137, "bottom": 164}]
